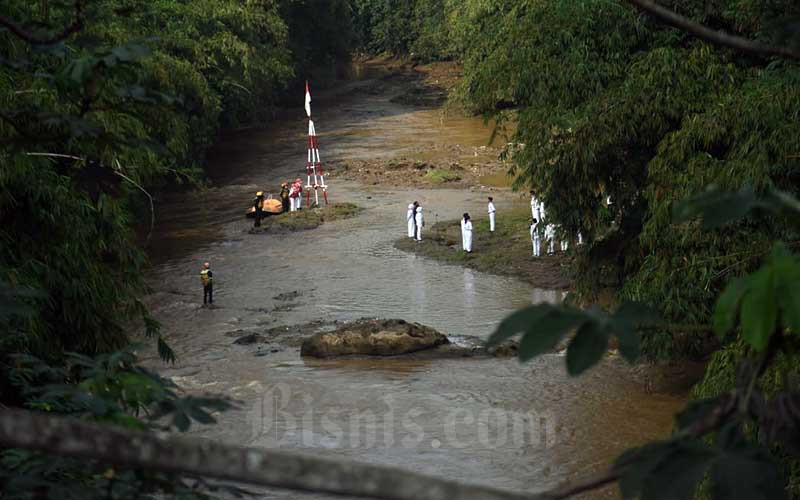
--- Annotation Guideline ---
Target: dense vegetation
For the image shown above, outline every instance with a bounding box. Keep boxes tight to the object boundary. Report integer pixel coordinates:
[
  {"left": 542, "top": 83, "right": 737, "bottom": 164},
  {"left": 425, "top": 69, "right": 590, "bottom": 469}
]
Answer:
[
  {"left": 360, "top": 0, "right": 800, "bottom": 354},
  {"left": 0, "top": 0, "right": 352, "bottom": 497}
]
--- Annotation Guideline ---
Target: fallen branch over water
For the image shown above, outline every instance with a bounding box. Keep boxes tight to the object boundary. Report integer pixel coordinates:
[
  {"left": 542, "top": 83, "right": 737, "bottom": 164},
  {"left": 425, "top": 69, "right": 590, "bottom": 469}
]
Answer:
[{"left": 0, "top": 408, "right": 541, "bottom": 500}]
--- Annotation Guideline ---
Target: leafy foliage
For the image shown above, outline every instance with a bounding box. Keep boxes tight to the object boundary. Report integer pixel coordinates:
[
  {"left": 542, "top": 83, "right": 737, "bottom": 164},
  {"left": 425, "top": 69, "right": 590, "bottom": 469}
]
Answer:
[
  {"left": 498, "top": 187, "right": 800, "bottom": 497},
  {"left": 0, "top": 343, "right": 237, "bottom": 498},
  {"left": 0, "top": 1, "right": 354, "bottom": 498},
  {"left": 436, "top": 0, "right": 800, "bottom": 360},
  {"left": 489, "top": 301, "right": 658, "bottom": 374}
]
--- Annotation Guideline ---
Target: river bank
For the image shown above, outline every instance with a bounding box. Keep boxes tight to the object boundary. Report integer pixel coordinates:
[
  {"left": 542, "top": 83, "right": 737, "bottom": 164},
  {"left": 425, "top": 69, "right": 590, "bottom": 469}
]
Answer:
[
  {"left": 249, "top": 202, "right": 362, "bottom": 233},
  {"left": 395, "top": 207, "right": 570, "bottom": 289},
  {"left": 141, "top": 59, "right": 688, "bottom": 499}
]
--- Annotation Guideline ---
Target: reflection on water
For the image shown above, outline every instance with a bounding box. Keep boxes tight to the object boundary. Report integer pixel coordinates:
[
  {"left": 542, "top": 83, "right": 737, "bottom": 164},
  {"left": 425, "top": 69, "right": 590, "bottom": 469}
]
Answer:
[{"left": 143, "top": 65, "right": 685, "bottom": 499}]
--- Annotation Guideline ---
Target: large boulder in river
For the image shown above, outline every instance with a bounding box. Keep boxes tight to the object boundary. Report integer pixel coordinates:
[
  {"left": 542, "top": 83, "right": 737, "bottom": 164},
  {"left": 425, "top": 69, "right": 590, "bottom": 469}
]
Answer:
[{"left": 301, "top": 319, "right": 449, "bottom": 358}]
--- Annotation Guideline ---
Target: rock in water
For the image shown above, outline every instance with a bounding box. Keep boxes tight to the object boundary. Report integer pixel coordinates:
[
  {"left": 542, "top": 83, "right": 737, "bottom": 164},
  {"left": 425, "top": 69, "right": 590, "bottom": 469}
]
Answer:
[
  {"left": 300, "top": 319, "right": 449, "bottom": 358},
  {"left": 233, "top": 333, "right": 265, "bottom": 345}
]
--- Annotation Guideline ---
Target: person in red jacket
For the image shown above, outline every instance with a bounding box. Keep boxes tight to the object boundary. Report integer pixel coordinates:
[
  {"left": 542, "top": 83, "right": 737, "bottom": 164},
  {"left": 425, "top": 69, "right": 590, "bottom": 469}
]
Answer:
[{"left": 289, "top": 178, "right": 303, "bottom": 211}]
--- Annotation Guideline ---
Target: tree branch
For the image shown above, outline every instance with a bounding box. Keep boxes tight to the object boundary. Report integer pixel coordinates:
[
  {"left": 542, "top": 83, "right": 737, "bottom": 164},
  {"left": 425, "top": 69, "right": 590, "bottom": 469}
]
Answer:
[
  {"left": 622, "top": 0, "right": 800, "bottom": 60},
  {"left": 0, "top": 0, "right": 83, "bottom": 45},
  {"left": 0, "top": 408, "right": 538, "bottom": 500}
]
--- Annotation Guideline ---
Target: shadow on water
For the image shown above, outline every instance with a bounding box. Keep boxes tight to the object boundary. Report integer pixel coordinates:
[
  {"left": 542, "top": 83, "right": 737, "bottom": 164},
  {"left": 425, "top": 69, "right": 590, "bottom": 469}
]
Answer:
[{"left": 142, "top": 61, "right": 685, "bottom": 499}]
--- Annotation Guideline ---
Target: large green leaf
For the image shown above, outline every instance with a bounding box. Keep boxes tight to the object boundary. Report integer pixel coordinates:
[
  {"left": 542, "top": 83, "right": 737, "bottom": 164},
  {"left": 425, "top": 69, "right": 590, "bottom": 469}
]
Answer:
[
  {"left": 612, "top": 301, "right": 658, "bottom": 363},
  {"left": 713, "top": 276, "right": 749, "bottom": 337},
  {"left": 517, "top": 308, "right": 588, "bottom": 362},
  {"left": 672, "top": 185, "right": 758, "bottom": 229},
  {"left": 739, "top": 268, "right": 777, "bottom": 351},
  {"left": 711, "top": 452, "right": 786, "bottom": 500},
  {"left": 566, "top": 322, "right": 608, "bottom": 375},
  {"left": 771, "top": 248, "right": 800, "bottom": 334},
  {"left": 488, "top": 304, "right": 558, "bottom": 346},
  {"left": 640, "top": 442, "right": 714, "bottom": 500}
]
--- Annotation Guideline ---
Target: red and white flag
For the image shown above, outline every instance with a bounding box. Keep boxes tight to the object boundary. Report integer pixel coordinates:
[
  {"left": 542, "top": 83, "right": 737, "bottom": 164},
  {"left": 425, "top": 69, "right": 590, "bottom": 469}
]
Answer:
[{"left": 304, "top": 81, "right": 311, "bottom": 117}]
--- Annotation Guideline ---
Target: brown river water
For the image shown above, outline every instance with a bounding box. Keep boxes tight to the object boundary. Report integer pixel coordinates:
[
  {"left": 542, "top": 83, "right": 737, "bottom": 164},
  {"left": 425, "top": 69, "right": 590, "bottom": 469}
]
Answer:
[{"left": 141, "top": 64, "right": 685, "bottom": 498}]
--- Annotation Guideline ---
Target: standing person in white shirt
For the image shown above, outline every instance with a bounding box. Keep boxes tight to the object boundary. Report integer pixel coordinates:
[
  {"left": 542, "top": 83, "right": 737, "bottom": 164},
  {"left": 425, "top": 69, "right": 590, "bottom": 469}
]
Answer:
[
  {"left": 530, "top": 218, "right": 541, "bottom": 257},
  {"left": 545, "top": 223, "right": 556, "bottom": 255},
  {"left": 461, "top": 213, "right": 473, "bottom": 253},
  {"left": 414, "top": 205, "right": 424, "bottom": 241},
  {"left": 487, "top": 197, "right": 496, "bottom": 233},
  {"left": 406, "top": 203, "right": 416, "bottom": 238}
]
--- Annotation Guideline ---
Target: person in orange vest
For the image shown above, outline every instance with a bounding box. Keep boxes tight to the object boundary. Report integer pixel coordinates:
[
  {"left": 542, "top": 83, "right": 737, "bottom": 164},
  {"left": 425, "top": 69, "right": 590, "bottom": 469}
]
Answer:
[{"left": 200, "top": 262, "right": 213, "bottom": 305}]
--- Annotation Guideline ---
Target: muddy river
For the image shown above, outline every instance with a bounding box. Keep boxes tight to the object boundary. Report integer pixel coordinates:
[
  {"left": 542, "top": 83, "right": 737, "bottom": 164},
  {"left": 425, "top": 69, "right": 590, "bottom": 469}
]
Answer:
[{"left": 142, "top": 64, "right": 685, "bottom": 498}]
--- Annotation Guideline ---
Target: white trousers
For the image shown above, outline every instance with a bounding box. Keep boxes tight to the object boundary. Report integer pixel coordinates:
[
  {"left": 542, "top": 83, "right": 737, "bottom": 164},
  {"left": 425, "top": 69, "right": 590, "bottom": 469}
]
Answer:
[
  {"left": 548, "top": 238, "right": 555, "bottom": 254},
  {"left": 463, "top": 233, "right": 472, "bottom": 252},
  {"left": 532, "top": 235, "right": 541, "bottom": 256},
  {"left": 489, "top": 213, "right": 496, "bottom": 232},
  {"left": 407, "top": 218, "right": 415, "bottom": 237},
  {"left": 561, "top": 240, "right": 569, "bottom": 252}
]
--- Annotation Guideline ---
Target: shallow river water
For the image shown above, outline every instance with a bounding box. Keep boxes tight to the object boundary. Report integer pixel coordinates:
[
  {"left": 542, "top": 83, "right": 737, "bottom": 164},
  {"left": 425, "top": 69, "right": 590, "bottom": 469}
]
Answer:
[{"left": 142, "top": 66, "right": 685, "bottom": 498}]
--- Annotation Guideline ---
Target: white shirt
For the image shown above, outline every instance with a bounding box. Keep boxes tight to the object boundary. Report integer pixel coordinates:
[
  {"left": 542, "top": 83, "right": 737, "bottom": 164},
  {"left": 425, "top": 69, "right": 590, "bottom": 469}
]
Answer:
[{"left": 488, "top": 202, "right": 496, "bottom": 214}]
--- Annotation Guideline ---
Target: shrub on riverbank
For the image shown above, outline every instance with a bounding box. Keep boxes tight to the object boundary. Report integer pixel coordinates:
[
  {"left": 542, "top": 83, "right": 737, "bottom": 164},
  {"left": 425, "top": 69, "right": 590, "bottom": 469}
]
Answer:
[{"left": 424, "top": 169, "right": 460, "bottom": 183}]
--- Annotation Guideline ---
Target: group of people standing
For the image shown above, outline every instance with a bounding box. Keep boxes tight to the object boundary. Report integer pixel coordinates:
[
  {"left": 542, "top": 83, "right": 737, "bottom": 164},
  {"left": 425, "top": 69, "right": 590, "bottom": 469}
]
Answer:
[
  {"left": 252, "top": 178, "right": 305, "bottom": 228},
  {"left": 280, "top": 178, "right": 305, "bottom": 213},
  {"left": 403, "top": 192, "right": 586, "bottom": 258},
  {"left": 529, "top": 191, "right": 582, "bottom": 257},
  {"left": 405, "top": 196, "right": 497, "bottom": 253},
  {"left": 406, "top": 201, "right": 424, "bottom": 241}
]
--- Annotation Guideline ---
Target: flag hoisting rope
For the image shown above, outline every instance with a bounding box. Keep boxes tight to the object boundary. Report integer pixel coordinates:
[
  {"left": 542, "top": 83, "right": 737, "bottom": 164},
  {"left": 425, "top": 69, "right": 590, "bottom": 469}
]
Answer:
[{"left": 305, "top": 81, "right": 328, "bottom": 207}]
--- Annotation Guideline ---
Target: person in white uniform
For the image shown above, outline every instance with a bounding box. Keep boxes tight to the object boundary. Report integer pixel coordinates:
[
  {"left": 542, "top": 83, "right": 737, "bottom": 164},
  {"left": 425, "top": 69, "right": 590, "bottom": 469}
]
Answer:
[
  {"left": 545, "top": 223, "right": 556, "bottom": 255},
  {"left": 530, "top": 218, "right": 541, "bottom": 257},
  {"left": 530, "top": 190, "right": 539, "bottom": 219},
  {"left": 461, "top": 213, "right": 473, "bottom": 253},
  {"left": 414, "top": 205, "right": 424, "bottom": 241},
  {"left": 487, "top": 197, "right": 496, "bottom": 232},
  {"left": 407, "top": 203, "right": 416, "bottom": 238},
  {"left": 560, "top": 228, "right": 569, "bottom": 252}
]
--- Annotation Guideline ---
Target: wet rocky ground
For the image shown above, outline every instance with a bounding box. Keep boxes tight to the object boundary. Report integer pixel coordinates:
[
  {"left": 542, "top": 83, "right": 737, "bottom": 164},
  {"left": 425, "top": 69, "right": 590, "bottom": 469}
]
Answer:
[{"left": 325, "top": 144, "right": 508, "bottom": 189}]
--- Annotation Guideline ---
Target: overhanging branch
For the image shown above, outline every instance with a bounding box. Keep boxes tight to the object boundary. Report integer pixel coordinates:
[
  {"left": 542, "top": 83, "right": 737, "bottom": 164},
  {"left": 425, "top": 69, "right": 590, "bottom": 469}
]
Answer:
[
  {"left": 623, "top": 0, "right": 800, "bottom": 60},
  {"left": 0, "top": 408, "right": 536, "bottom": 500}
]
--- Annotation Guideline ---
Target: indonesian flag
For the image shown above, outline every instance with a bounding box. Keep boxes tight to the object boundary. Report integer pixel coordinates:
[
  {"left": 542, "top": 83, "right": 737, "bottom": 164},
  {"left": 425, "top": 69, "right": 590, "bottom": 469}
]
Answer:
[{"left": 304, "top": 81, "right": 311, "bottom": 117}]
